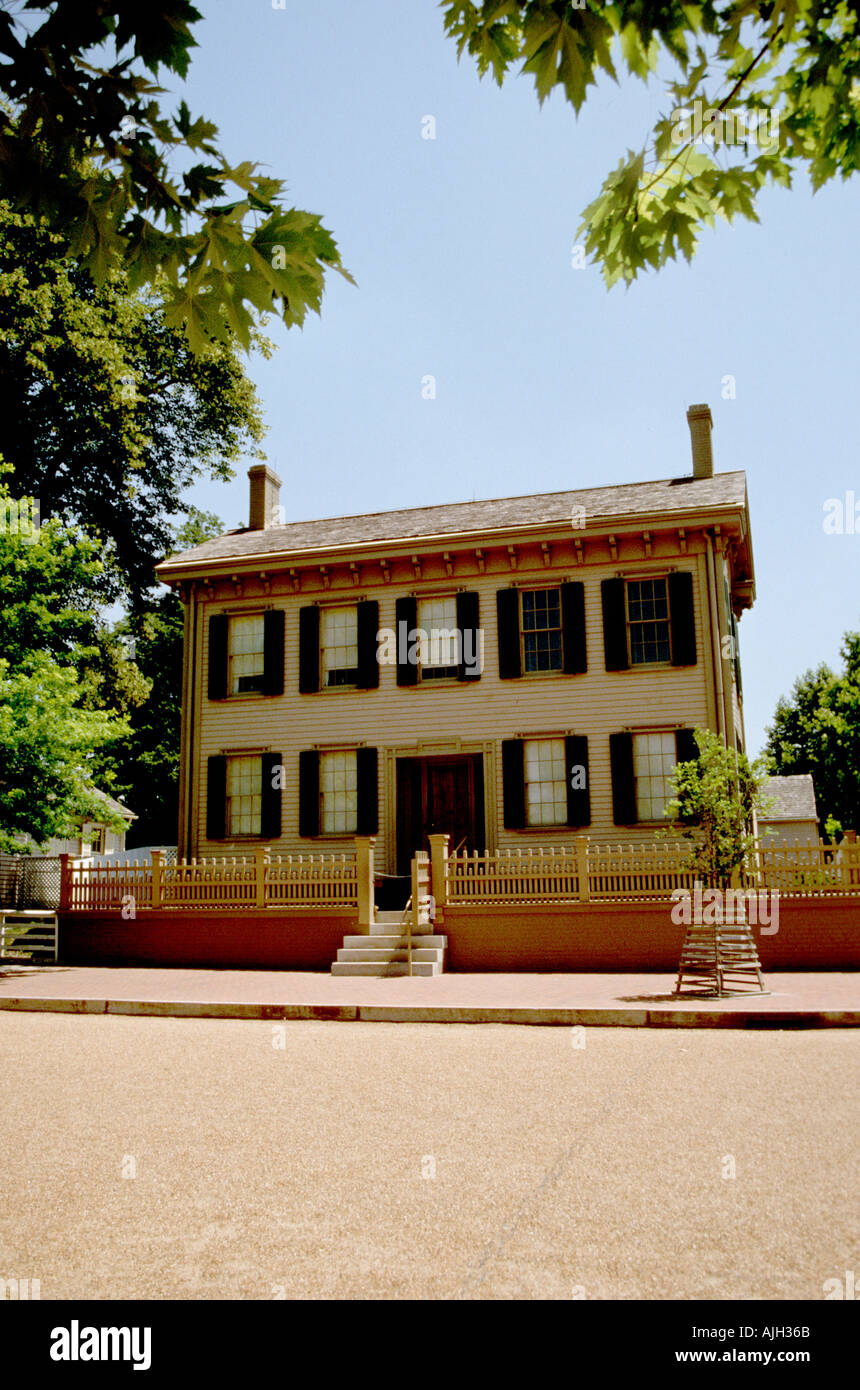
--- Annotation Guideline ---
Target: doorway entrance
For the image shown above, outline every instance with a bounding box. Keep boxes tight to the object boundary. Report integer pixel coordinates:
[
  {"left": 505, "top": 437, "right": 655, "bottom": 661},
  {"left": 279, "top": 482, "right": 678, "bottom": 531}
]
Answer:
[{"left": 395, "top": 754, "right": 485, "bottom": 876}]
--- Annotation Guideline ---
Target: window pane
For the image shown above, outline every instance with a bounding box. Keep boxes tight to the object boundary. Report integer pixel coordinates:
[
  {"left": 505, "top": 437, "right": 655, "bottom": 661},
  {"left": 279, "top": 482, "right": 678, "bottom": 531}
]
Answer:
[
  {"left": 321, "top": 606, "right": 359, "bottom": 687},
  {"left": 633, "top": 732, "right": 676, "bottom": 821},
  {"left": 521, "top": 589, "right": 562, "bottom": 672},
  {"left": 229, "top": 615, "right": 265, "bottom": 693},
  {"left": 321, "top": 750, "right": 358, "bottom": 834},
  {"left": 417, "top": 597, "right": 459, "bottom": 675},
  {"left": 628, "top": 579, "right": 671, "bottom": 665},
  {"left": 524, "top": 736, "right": 566, "bottom": 827},
  {"left": 227, "top": 755, "right": 262, "bottom": 835}
]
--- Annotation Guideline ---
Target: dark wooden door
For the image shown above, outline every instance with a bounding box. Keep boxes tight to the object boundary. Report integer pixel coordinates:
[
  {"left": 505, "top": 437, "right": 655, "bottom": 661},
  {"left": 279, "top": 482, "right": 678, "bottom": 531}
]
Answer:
[{"left": 396, "top": 755, "right": 484, "bottom": 874}]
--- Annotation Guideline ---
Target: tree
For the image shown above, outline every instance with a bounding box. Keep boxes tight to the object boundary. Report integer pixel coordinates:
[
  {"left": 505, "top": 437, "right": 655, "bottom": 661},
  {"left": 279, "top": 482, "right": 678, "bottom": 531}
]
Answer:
[
  {"left": 0, "top": 202, "right": 264, "bottom": 601},
  {"left": 443, "top": 1, "right": 860, "bottom": 285},
  {"left": 0, "top": 0, "right": 352, "bottom": 350},
  {"left": 0, "top": 654, "right": 128, "bottom": 853},
  {"left": 666, "top": 726, "right": 770, "bottom": 886},
  {"left": 764, "top": 630, "right": 860, "bottom": 837}
]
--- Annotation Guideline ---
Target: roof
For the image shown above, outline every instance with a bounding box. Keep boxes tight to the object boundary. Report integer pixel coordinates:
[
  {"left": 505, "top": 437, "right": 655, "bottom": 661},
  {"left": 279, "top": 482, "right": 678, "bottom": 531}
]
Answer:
[
  {"left": 760, "top": 776, "right": 818, "bottom": 822},
  {"left": 157, "top": 470, "right": 749, "bottom": 574},
  {"left": 85, "top": 790, "right": 136, "bottom": 824}
]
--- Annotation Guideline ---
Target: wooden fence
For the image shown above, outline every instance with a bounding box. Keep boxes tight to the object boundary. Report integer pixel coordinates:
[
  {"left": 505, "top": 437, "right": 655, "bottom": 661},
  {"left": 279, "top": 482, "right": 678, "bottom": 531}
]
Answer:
[
  {"left": 447, "top": 839, "right": 860, "bottom": 904},
  {"left": 64, "top": 847, "right": 358, "bottom": 912}
]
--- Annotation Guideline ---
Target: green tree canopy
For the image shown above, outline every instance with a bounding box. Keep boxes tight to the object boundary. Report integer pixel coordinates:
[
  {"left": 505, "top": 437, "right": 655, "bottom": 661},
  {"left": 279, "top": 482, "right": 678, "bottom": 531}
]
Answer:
[
  {"left": 0, "top": 0, "right": 353, "bottom": 349},
  {"left": 0, "top": 202, "right": 263, "bottom": 601},
  {"left": 444, "top": 0, "right": 860, "bottom": 285},
  {"left": 666, "top": 727, "right": 769, "bottom": 886},
  {"left": 764, "top": 630, "right": 860, "bottom": 837}
]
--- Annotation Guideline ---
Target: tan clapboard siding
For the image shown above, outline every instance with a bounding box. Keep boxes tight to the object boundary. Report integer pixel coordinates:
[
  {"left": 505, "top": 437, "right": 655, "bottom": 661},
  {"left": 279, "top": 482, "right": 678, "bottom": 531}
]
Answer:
[{"left": 190, "top": 546, "right": 720, "bottom": 868}]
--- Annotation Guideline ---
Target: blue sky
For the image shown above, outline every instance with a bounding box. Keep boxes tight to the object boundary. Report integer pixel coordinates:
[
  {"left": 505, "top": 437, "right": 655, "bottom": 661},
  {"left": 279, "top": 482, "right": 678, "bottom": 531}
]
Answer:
[{"left": 175, "top": 0, "right": 857, "bottom": 755}]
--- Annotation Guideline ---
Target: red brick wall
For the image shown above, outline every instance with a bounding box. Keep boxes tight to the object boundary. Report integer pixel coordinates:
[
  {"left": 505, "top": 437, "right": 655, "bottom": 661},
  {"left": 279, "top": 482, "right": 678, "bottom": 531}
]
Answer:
[
  {"left": 441, "top": 898, "right": 860, "bottom": 971},
  {"left": 59, "top": 909, "right": 353, "bottom": 970}
]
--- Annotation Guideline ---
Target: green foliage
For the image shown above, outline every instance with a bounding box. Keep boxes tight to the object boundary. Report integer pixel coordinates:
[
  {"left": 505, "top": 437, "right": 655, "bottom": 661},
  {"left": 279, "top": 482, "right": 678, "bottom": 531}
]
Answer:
[
  {"left": 0, "top": 652, "right": 129, "bottom": 853},
  {"left": 0, "top": 202, "right": 265, "bottom": 601},
  {"left": 443, "top": 0, "right": 860, "bottom": 284},
  {"left": 665, "top": 727, "right": 770, "bottom": 887},
  {"left": 764, "top": 630, "right": 860, "bottom": 838},
  {"left": 0, "top": 1, "right": 353, "bottom": 350}
]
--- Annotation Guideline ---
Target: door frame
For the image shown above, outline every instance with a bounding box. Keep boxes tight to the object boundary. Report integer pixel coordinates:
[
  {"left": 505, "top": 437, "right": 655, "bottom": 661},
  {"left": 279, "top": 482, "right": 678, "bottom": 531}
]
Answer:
[{"left": 386, "top": 741, "right": 494, "bottom": 875}]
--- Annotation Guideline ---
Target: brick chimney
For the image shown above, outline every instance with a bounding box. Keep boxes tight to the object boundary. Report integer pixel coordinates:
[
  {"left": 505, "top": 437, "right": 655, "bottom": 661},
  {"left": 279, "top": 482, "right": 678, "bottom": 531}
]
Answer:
[
  {"left": 248, "top": 465, "right": 283, "bottom": 530},
  {"left": 686, "top": 403, "right": 714, "bottom": 479}
]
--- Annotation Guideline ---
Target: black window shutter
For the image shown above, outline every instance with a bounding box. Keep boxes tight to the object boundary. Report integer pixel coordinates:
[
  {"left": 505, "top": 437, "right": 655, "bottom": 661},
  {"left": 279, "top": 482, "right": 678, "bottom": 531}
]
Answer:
[
  {"left": 298, "top": 750, "right": 320, "bottom": 837},
  {"left": 298, "top": 606, "right": 320, "bottom": 693},
  {"left": 675, "top": 728, "right": 698, "bottom": 766},
  {"left": 260, "top": 752, "right": 282, "bottom": 838},
  {"left": 565, "top": 735, "right": 591, "bottom": 826},
  {"left": 496, "top": 589, "right": 521, "bottom": 679},
  {"left": 262, "top": 610, "right": 285, "bottom": 696},
  {"left": 609, "top": 732, "right": 637, "bottom": 824},
  {"left": 395, "top": 596, "right": 418, "bottom": 686},
  {"left": 356, "top": 600, "right": 380, "bottom": 689},
  {"left": 501, "top": 739, "right": 526, "bottom": 829},
  {"left": 561, "top": 582, "right": 587, "bottom": 674},
  {"left": 601, "top": 579, "right": 629, "bottom": 671},
  {"left": 208, "top": 615, "right": 229, "bottom": 700},
  {"left": 206, "top": 756, "right": 227, "bottom": 839},
  {"left": 669, "top": 571, "right": 696, "bottom": 666},
  {"left": 731, "top": 614, "right": 743, "bottom": 699},
  {"left": 456, "top": 591, "right": 481, "bottom": 682},
  {"left": 356, "top": 747, "right": 379, "bottom": 834}
]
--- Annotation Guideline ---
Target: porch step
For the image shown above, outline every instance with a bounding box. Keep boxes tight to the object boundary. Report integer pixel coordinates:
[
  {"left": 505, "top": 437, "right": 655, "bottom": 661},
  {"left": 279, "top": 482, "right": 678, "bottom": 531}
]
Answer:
[
  {"left": 331, "top": 959, "right": 443, "bottom": 977},
  {"left": 342, "top": 935, "right": 447, "bottom": 950},
  {"left": 0, "top": 911, "right": 58, "bottom": 962},
  {"left": 331, "top": 932, "right": 448, "bottom": 977}
]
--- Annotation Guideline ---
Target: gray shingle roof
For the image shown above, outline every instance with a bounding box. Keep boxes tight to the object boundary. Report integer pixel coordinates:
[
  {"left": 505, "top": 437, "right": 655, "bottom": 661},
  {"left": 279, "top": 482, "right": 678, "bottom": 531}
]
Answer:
[
  {"left": 158, "top": 470, "right": 748, "bottom": 572},
  {"left": 760, "top": 776, "right": 818, "bottom": 822}
]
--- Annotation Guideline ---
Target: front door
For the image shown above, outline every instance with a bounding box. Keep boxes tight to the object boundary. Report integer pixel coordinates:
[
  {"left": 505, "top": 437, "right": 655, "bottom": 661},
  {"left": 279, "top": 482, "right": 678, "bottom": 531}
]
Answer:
[{"left": 396, "top": 755, "right": 484, "bottom": 875}]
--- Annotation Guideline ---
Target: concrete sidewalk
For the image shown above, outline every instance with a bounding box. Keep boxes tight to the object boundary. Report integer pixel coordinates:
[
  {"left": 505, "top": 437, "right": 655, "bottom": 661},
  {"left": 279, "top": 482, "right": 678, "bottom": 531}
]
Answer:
[{"left": 0, "top": 964, "right": 857, "bottom": 1026}]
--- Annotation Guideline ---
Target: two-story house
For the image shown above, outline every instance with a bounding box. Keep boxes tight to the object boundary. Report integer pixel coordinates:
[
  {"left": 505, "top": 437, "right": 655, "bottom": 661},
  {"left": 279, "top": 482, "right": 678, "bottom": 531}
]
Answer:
[{"left": 156, "top": 404, "right": 755, "bottom": 890}]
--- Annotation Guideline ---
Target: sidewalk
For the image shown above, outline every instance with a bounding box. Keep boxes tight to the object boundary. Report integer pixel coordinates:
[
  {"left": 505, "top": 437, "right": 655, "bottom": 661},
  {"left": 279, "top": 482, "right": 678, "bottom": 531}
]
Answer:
[{"left": 0, "top": 965, "right": 857, "bottom": 1026}]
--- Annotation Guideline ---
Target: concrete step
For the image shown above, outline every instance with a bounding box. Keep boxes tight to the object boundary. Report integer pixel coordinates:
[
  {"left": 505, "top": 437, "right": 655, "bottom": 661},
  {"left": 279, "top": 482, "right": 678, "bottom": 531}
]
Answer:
[
  {"left": 336, "top": 947, "right": 444, "bottom": 963},
  {"left": 331, "top": 960, "right": 443, "bottom": 977},
  {"left": 343, "top": 939, "right": 450, "bottom": 950}
]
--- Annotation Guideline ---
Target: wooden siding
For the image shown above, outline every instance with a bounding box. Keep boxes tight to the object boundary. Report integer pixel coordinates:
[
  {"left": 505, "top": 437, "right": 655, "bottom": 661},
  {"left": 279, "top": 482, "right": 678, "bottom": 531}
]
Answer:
[{"left": 184, "top": 531, "right": 734, "bottom": 871}]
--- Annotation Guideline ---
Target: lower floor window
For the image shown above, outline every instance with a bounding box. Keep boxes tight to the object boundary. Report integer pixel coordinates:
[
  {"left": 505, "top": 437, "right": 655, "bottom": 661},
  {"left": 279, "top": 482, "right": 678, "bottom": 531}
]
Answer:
[
  {"left": 321, "top": 750, "right": 358, "bottom": 834},
  {"left": 633, "top": 732, "right": 676, "bottom": 821},
  {"left": 227, "top": 755, "right": 262, "bottom": 836},
  {"left": 524, "top": 737, "right": 567, "bottom": 826}
]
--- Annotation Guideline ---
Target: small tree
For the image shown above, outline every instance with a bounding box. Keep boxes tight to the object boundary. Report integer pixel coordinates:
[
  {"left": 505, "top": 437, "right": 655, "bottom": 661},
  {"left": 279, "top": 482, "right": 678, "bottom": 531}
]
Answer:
[{"left": 665, "top": 728, "right": 770, "bottom": 890}]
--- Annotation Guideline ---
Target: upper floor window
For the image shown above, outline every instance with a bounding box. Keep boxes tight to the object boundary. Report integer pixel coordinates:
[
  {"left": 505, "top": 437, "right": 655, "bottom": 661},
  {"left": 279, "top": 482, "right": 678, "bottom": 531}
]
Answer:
[
  {"left": 321, "top": 605, "right": 359, "bottom": 687},
  {"left": 417, "top": 596, "right": 460, "bottom": 680},
  {"left": 627, "top": 578, "right": 671, "bottom": 665},
  {"left": 229, "top": 614, "right": 265, "bottom": 694},
  {"left": 521, "top": 589, "right": 563, "bottom": 673}
]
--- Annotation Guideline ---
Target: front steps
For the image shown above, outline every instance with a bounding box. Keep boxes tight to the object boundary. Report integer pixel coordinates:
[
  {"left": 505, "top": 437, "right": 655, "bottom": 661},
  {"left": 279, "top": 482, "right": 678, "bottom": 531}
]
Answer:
[{"left": 331, "top": 908, "right": 446, "bottom": 976}]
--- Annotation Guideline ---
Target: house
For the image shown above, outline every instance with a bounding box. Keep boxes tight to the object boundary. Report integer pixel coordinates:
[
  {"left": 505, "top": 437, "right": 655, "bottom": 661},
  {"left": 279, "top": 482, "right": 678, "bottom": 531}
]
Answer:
[
  {"left": 26, "top": 791, "right": 135, "bottom": 860},
  {"left": 758, "top": 775, "right": 820, "bottom": 847},
  {"left": 155, "top": 403, "right": 755, "bottom": 890}
]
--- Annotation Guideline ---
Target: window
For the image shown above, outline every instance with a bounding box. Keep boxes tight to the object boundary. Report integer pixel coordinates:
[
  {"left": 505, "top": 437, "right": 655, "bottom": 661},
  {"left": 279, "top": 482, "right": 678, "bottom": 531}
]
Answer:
[
  {"left": 88, "top": 826, "right": 105, "bottom": 854},
  {"left": 321, "top": 605, "right": 359, "bottom": 687},
  {"left": 320, "top": 751, "right": 358, "bottom": 833},
  {"left": 226, "top": 755, "right": 262, "bottom": 835},
  {"left": 229, "top": 615, "right": 265, "bottom": 694},
  {"left": 627, "top": 579, "right": 671, "bottom": 665},
  {"left": 633, "top": 732, "right": 677, "bottom": 821},
  {"left": 521, "top": 589, "right": 562, "bottom": 673},
  {"left": 524, "top": 737, "right": 568, "bottom": 826},
  {"left": 417, "top": 596, "right": 459, "bottom": 680}
]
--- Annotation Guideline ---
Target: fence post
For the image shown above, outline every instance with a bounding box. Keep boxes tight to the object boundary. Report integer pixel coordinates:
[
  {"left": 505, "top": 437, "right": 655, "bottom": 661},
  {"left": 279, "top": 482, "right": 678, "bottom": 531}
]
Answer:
[
  {"left": 355, "top": 836, "right": 375, "bottom": 931},
  {"left": 428, "top": 833, "right": 449, "bottom": 922},
  {"left": 150, "top": 850, "right": 163, "bottom": 909},
  {"left": 575, "top": 836, "right": 590, "bottom": 902},
  {"left": 255, "top": 845, "right": 269, "bottom": 909},
  {"left": 58, "top": 853, "right": 71, "bottom": 911}
]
